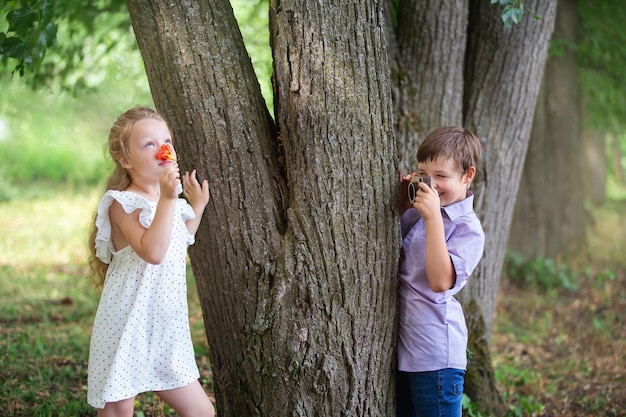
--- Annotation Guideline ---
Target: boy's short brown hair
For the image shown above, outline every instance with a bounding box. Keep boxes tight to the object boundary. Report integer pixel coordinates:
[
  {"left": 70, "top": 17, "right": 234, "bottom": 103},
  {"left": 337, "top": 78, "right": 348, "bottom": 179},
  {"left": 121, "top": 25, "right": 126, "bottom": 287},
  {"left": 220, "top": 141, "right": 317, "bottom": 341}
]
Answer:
[{"left": 417, "top": 126, "right": 481, "bottom": 174}]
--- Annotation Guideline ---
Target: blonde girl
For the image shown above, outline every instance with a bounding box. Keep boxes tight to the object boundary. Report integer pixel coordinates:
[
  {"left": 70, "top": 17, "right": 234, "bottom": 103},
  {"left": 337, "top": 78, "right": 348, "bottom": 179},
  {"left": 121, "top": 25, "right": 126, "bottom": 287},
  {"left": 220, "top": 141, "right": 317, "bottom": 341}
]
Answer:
[{"left": 86, "top": 107, "right": 214, "bottom": 417}]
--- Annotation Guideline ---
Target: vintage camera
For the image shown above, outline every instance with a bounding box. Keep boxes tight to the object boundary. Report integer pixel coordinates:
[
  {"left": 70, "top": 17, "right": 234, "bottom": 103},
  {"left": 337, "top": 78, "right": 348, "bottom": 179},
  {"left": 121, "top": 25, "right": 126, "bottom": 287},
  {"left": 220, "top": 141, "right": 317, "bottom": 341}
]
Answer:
[{"left": 408, "top": 175, "right": 431, "bottom": 203}]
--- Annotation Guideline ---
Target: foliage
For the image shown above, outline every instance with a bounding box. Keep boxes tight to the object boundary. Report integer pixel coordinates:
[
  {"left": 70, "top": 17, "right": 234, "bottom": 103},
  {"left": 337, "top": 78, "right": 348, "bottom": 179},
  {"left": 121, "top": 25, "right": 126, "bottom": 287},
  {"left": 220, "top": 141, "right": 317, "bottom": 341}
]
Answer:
[
  {"left": 0, "top": 72, "right": 152, "bottom": 196},
  {"left": 503, "top": 251, "right": 581, "bottom": 292},
  {"left": 462, "top": 394, "right": 489, "bottom": 417},
  {"left": 0, "top": 0, "right": 140, "bottom": 92},
  {"left": 0, "top": 0, "right": 57, "bottom": 76},
  {"left": 490, "top": 0, "right": 541, "bottom": 29},
  {"left": 577, "top": 0, "right": 626, "bottom": 134}
]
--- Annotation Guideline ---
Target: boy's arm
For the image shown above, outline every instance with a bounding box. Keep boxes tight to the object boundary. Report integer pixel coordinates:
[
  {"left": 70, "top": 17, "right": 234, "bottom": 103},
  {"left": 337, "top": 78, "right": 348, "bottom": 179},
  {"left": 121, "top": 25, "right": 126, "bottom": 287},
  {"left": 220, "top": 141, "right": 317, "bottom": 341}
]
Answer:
[
  {"left": 413, "top": 185, "right": 455, "bottom": 292},
  {"left": 423, "top": 213, "right": 456, "bottom": 292},
  {"left": 182, "top": 169, "right": 210, "bottom": 235}
]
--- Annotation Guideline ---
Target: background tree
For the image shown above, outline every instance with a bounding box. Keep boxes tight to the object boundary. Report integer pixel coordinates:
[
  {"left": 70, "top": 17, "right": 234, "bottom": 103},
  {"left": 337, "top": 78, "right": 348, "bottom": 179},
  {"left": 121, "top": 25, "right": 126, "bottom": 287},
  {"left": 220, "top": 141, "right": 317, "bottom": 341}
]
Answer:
[
  {"left": 509, "top": 0, "right": 584, "bottom": 259},
  {"left": 510, "top": 0, "right": 626, "bottom": 260}
]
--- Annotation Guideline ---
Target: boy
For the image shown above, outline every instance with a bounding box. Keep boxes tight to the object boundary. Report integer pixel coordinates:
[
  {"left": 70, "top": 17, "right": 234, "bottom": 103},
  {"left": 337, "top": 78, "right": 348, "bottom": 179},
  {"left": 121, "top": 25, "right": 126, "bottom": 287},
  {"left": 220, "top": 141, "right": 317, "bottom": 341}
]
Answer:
[{"left": 397, "top": 126, "right": 485, "bottom": 417}]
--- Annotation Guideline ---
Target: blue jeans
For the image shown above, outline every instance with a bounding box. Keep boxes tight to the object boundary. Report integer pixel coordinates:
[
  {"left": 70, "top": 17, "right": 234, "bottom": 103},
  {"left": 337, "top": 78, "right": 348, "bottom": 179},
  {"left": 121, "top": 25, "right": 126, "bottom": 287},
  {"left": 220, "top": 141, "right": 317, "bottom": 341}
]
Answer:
[{"left": 396, "top": 369, "right": 465, "bottom": 417}]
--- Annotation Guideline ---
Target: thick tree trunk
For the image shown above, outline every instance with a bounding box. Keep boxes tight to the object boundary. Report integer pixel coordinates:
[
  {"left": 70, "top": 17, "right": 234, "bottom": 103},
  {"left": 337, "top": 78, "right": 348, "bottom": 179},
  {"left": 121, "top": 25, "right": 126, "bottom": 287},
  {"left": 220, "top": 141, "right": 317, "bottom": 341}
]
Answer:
[
  {"left": 390, "top": 0, "right": 468, "bottom": 172},
  {"left": 128, "top": 0, "right": 399, "bottom": 416},
  {"left": 460, "top": 0, "right": 557, "bottom": 413},
  {"left": 267, "top": 3, "right": 398, "bottom": 414},
  {"left": 128, "top": 0, "right": 558, "bottom": 415},
  {"left": 509, "top": 0, "right": 586, "bottom": 260}
]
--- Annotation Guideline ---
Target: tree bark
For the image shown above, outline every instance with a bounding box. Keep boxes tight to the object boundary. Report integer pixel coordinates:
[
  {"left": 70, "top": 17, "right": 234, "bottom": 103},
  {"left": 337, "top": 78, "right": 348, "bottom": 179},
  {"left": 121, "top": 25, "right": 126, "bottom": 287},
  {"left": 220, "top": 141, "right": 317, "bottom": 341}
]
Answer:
[
  {"left": 390, "top": 0, "right": 468, "bottom": 172},
  {"left": 460, "top": 0, "right": 557, "bottom": 413},
  {"left": 509, "top": 0, "right": 586, "bottom": 260},
  {"left": 128, "top": 0, "right": 399, "bottom": 416}
]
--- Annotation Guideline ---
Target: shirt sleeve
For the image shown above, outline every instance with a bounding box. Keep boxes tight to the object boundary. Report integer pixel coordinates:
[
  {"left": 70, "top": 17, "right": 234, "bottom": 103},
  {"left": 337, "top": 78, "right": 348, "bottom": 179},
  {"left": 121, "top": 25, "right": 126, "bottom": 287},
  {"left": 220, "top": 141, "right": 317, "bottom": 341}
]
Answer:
[{"left": 447, "top": 215, "right": 485, "bottom": 294}]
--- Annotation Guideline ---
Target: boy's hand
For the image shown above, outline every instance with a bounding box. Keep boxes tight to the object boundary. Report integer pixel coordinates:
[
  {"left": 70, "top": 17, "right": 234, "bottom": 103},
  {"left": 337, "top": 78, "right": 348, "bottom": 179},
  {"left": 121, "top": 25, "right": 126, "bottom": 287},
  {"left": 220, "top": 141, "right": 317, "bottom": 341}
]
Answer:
[
  {"left": 412, "top": 180, "right": 440, "bottom": 220},
  {"left": 182, "top": 169, "right": 210, "bottom": 209},
  {"left": 398, "top": 170, "right": 416, "bottom": 216}
]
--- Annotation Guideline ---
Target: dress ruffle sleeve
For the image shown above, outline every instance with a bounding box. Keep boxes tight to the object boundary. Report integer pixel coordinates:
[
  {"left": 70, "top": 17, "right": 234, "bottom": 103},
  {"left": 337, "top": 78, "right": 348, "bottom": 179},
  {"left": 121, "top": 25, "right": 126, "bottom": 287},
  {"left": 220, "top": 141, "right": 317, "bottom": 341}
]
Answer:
[
  {"left": 177, "top": 199, "right": 196, "bottom": 246},
  {"left": 94, "top": 191, "right": 154, "bottom": 264},
  {"left": 94, "top": 191, "right": 197, "bottom": 264}
]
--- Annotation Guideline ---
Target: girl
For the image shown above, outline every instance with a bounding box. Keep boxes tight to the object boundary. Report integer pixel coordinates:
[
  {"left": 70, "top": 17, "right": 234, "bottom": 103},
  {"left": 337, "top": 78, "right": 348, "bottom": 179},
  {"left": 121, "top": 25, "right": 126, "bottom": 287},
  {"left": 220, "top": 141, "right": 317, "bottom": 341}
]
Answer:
[{"left": 86, "top": 107, "right": 215, "bottom": 417}]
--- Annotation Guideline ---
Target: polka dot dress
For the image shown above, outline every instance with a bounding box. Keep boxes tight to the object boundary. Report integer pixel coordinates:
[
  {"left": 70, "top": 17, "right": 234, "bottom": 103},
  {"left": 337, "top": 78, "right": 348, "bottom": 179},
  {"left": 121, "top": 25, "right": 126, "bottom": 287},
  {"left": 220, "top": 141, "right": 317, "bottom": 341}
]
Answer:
[{"left": 87, "top": 191, "right": 199, "bottom": 409}]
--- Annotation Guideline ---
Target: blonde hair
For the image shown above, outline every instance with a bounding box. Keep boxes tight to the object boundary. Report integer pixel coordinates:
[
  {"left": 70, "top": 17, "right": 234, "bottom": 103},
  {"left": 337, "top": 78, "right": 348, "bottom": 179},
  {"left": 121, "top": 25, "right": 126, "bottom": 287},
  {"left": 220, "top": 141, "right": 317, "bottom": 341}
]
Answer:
[{"left": 87, "top": 107, "right": 167, "bottom": 287}]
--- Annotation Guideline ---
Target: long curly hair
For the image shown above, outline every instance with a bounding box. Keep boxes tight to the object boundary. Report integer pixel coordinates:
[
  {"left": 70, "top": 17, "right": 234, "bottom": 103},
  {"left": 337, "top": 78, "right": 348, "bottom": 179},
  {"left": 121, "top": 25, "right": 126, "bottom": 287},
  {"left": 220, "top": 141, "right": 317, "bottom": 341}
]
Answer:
[{"left": 87, "top": 107, "right": 167, "bottom": 287}]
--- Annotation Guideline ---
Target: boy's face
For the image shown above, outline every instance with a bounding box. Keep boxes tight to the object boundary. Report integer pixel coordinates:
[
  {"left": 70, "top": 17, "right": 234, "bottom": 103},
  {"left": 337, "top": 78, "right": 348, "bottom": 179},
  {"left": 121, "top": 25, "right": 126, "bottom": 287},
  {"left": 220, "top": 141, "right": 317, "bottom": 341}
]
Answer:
[{"left": 417, "top": 157, "right": 475, "bottom": 207}]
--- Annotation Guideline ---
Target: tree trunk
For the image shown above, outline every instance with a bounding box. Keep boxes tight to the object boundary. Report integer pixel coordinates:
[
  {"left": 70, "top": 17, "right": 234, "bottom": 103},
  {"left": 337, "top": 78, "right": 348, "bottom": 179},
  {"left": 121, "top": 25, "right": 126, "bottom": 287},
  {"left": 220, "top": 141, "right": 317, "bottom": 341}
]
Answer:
[
  {"left": 460, "top": 0, "right": 557, "bottom": 413},
  {"left": 390, "top": 0, "right": 468, "bottom": 172},
  {"left": 509, "top": 0, "right": 586, "bottom": 260},
  {"left": 582, "top": 127, "right": 606, "bottom": 206},
  {"left": 128, "top": 0, "right": 399, "bottom": 416}
]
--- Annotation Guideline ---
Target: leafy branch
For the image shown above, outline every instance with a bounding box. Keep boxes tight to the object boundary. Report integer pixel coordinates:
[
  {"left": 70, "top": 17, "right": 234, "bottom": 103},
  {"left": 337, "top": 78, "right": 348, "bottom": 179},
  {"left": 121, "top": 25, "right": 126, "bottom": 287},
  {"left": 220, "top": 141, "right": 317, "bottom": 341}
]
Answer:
[
  {"left": 491, "top": 0, "right": 541, "bottom": 29},
  {"left": 0, "top": 0, "right": 57, "bottom": 76}
]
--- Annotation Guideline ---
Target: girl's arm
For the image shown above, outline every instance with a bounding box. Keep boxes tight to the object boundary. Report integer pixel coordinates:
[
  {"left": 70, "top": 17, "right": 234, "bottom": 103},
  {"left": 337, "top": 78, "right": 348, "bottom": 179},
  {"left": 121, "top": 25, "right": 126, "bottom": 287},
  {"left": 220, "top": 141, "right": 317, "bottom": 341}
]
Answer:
[
  {"left": 182, "top": 169, "right": 210, "bottom": 235},
  {"left": 110, "top": 165, "right": 180, "bottom": 264}
]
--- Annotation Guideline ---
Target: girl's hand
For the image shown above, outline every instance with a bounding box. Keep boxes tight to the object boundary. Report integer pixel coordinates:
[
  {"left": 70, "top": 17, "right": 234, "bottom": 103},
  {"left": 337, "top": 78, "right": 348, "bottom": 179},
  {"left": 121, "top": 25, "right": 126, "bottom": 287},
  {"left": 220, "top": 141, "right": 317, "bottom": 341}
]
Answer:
[
  {"left": 182, "top": 169, "right": 210, "bottom": 236},
  {"left": 159, "top": 163, "right": 181, "bottom": 200},
  {"left": 182, "top": 169, "right": 210, "bottom": 209}
]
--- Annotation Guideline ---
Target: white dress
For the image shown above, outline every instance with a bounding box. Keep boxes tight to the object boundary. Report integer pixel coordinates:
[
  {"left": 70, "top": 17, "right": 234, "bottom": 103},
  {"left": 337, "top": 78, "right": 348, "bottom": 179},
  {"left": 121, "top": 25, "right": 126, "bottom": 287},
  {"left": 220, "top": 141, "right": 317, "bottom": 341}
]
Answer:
[{"left": 87, "top": 190, "right": 200, "bottom": 409}]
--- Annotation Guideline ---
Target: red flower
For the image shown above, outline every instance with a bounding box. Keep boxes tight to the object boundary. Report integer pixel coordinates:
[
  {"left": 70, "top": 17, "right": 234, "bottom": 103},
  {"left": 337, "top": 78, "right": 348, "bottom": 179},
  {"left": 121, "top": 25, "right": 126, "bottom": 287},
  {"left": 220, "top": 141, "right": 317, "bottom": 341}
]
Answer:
[{"left": 156, "top": 144, "right": 176, "bottom": 161}]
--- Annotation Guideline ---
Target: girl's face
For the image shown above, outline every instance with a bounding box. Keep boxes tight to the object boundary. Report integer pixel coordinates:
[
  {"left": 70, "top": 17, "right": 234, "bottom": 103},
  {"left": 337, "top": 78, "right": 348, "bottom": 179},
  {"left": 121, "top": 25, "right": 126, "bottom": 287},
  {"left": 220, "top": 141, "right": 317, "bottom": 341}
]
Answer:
[
  {"left": 417, "top": 157, "right": 475, "bottom": 207},
  {"left": 120, "top": 119, "right": 176, "bottom": 176}
]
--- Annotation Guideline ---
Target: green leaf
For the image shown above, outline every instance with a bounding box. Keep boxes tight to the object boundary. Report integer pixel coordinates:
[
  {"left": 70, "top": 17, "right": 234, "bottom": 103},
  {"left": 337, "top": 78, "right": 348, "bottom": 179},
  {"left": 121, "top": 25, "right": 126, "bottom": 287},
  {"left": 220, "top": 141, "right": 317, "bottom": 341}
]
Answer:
[
  {"left": 511, "top": 5, "right": 524, "bottom": 24},
  {"left": 501, "top": 5, "right": 514, "bottom": 28},
  {"left": 40, "top": 0, "right": 56, "bottom": 27},
  {"left": 38, "top": 22, "right": 57, "bottom": 48},
  {"left": 7, "top": 7, "right": 38, "bottom": 35},
  {"left": 0, "top": 37, "right": 27, "bottom": 58}
]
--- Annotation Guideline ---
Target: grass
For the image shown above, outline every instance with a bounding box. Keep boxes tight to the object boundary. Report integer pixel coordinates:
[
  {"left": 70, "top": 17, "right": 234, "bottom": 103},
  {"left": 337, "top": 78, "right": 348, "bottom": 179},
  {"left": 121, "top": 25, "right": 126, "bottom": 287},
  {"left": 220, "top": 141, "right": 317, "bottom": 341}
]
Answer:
[
  {"left": 1, "top": 186, "right": 625, "bottom": 416},
  {"left": 492, "top": 201, "right": 626, "bottom": 416},
  {"left": 0, "top": 187, "right": 212, "bottom": 416}
]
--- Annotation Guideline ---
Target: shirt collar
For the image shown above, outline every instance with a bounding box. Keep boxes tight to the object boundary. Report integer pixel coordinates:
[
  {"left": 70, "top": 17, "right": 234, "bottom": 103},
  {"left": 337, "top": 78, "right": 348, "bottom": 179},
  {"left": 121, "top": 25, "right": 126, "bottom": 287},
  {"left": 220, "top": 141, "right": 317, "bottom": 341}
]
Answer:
[{"left": 441, "top": 190, "right": 475, "bottom": 221}]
